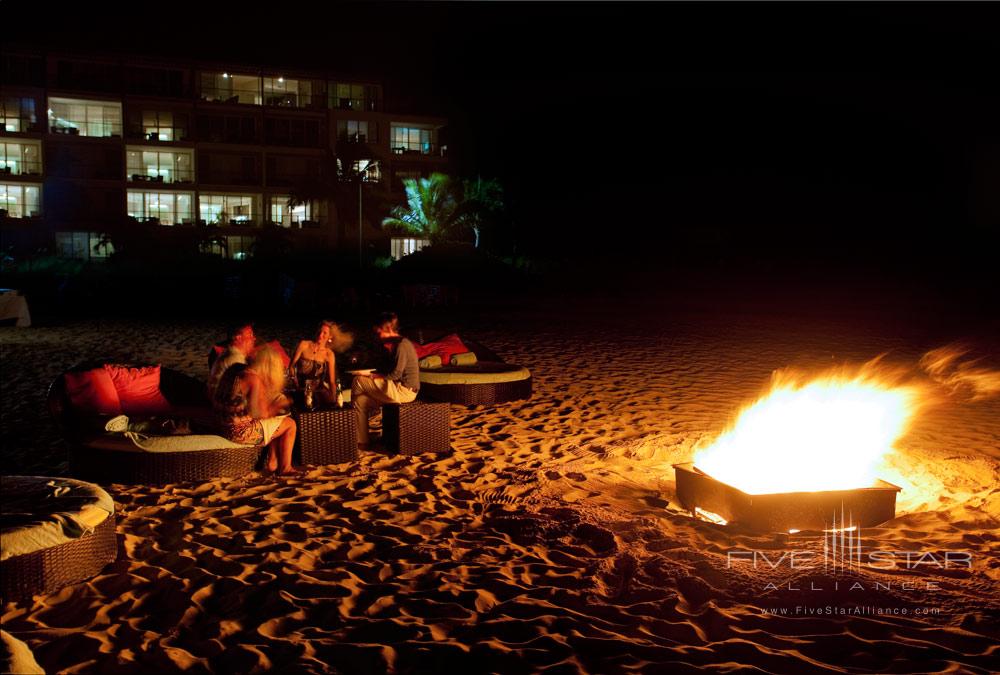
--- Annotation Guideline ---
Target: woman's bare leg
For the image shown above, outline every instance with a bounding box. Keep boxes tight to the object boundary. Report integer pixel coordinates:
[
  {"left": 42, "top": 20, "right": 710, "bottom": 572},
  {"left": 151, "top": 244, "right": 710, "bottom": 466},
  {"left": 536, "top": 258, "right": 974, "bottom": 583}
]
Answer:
[{"left": 272, "top": 417, "right": 297, "bottom": 474}]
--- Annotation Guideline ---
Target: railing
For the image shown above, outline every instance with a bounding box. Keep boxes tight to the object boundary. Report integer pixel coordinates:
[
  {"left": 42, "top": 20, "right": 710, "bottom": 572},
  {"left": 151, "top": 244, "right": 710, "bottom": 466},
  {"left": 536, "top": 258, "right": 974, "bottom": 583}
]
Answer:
[
  {"left": 3, "top": 119, "right": 42, "bottom": 133},
  {"left": 0, "top": 162, "right": 43, "bottom": 176},
  {"left": 265, "top": 218, "right": 324, "bottom": 229},
  {"left": 51, "top": 123, "right": 123, "bottom": 138},
  {"left": 337, "top": 133, "right": 376, "bottom": 144},
  {"left": 0, "top": 207, "right": 41, "bottom": 219},
  {"left": 332, "top": 98, "right": 379, "bottom": 112},
  {"left": 263, "top": 93, "right": 318, "bottom": 108},
  {"left": 127, "top": 128, "right": 190, "bottom": 142},
  {"left": 127, "top": 170, "right": 195, "bottom": 184},
  {"left": 391, "top": 143, "right": 446, "bottom": 157},
  {"left": 201, "top": 89, "right": 260, "bottom": 105}
]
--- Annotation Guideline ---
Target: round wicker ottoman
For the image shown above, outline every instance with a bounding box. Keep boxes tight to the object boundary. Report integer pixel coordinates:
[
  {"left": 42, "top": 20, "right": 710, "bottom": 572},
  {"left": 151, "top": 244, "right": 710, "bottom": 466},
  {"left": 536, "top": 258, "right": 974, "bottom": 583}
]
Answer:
[
  {"left": 49, "top": 361, "right": 263, "bottom": 485},
  {"left": 418, "top": 362, "right": 532, "bottom": 405},
  {"left": 1, "top": 476, "right": 117, "bottom": 603}
]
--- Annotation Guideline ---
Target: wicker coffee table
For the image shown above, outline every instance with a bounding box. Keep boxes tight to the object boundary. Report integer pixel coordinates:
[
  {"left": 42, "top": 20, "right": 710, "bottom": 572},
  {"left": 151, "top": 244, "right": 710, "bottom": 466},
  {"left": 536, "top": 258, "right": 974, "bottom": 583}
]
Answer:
[{"left": 296, "top": 406, "right": 358, "bottom": 465}]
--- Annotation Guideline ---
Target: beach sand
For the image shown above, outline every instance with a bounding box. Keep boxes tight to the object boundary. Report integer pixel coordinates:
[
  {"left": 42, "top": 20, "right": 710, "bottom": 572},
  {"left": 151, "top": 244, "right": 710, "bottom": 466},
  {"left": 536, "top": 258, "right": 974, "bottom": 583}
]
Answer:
[{"left": 1, "top": 304, "right": 998, "bottom": 673}]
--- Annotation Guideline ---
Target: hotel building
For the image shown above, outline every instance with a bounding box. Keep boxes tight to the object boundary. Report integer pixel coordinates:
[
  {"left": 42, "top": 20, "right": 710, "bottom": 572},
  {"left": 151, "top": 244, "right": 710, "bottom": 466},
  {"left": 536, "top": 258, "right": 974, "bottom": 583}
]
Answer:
[{"left": 1, "top": 49, "right": 448, "bottom": 261}]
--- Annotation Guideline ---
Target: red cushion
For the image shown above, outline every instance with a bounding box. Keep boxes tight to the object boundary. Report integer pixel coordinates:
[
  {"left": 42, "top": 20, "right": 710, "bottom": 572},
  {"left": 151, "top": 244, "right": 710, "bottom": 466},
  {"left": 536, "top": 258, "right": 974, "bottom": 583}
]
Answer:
[
  {"left": 64, "top": 368, "right": 123, "bottom": 415},
  {"left": 414, "top": 334, "right": 468, "bottom": 365},
  {"left": 104, "top": 364, "right": 173, "bottom": 416}
]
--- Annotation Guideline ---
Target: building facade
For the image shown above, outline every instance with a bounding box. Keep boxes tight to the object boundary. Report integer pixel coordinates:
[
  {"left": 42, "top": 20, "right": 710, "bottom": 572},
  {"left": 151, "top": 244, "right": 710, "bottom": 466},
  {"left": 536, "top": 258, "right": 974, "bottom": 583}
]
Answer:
[{"left": 1, "top": 49, "right": 448, "bottom": 261}]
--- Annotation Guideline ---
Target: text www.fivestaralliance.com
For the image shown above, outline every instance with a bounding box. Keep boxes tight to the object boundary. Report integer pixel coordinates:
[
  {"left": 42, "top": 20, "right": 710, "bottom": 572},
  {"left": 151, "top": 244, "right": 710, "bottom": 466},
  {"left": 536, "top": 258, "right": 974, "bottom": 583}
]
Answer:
[{"left": 761, "top": 606, "right": 941, "bottom": 616}]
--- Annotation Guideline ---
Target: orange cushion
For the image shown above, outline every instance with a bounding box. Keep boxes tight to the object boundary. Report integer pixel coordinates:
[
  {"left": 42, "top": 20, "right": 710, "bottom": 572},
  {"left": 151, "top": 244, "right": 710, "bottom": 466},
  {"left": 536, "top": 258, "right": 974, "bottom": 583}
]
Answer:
[
  {"left": 64, "top": 368, "right": 123, "bottom": 416},
  {"left": 104, "top": 364, "right": 173, "bottom": 416}
]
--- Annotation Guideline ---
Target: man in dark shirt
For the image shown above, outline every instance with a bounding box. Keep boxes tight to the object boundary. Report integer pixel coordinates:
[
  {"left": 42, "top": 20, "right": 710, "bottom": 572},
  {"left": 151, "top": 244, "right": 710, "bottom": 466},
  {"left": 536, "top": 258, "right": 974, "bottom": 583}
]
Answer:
[{"left": 352, "top": 312, "right": 420, "bottom": 448}]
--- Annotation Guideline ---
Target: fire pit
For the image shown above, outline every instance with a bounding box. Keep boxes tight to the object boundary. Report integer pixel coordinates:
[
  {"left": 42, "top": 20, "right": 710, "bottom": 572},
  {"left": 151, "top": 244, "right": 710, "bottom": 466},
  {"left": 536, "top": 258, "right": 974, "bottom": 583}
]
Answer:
[{"left": 673, "top": 462, "right": 901, "bottom": 532}]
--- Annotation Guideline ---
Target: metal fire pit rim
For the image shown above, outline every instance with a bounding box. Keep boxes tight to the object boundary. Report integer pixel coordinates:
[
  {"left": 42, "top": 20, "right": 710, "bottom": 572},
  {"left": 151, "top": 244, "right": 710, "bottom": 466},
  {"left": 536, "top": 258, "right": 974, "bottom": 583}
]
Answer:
[{"left": 671, "top": 462, "right": 902, "bottom": 497}]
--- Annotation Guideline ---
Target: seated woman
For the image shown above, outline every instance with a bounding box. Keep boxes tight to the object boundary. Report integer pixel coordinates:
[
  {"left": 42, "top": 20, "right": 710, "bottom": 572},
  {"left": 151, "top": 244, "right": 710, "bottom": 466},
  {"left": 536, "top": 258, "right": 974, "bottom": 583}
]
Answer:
[
  {"left": 214, "top": 345, "right": 299, "bottom": 475},
  {"left": 290, "top": 320, "right": 352, "bottom": 406}
]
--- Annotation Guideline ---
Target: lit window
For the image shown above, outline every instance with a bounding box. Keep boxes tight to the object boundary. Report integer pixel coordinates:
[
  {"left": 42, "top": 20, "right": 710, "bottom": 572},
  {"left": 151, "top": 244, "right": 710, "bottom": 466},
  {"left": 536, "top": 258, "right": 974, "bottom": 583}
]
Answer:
[
  {"left": 0, "top": 183, "right": 41, "bottom": 218},
  {"left": 350, "top": 160, "right": 381, "bottom": 182},
  {"left": 336, "top": 119, "right": 373, "bottom": 142},
  {"left": 200, "top": 72, "right": 261, "bottom": 105},
  {"left": 390, "top": 237, "right": 430, "bottom": 260},
  {"left": 2, "top": 97, "right": 38, "bottom": 132},
  {"left": 48, "top": 97, "right": 122, "bottom": 137},
  {"left": 200, "top": 194, "right": 259, "bottom": 225},
  {"left": 126, "top": 190, "right": 193, "bottom": 225},
  {"left": 269, "top": 195, "right": 310, "bottom": 227},
  {"left": 330, "top": 82, "right": 377, "bottom": 111},
  {"left": 126, "top": 147, "right": 194, "bottom": 183},
  {"left": 391, "top": 125, "right": 436, "bottom": 155},
  {"left": 140, "top": 110, "right": 186, "bottom": 141},
  {"left": 263, "top": 76, "right": 312, "bottom": 107},
  {"left": 0, "top": 141, "right": 42, "bottom": 176}
]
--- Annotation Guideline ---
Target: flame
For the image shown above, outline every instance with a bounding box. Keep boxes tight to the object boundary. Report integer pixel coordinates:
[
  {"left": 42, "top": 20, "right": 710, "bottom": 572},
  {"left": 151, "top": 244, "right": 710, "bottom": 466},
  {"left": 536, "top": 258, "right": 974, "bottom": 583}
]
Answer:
[
  {"left": 920, "top": 345, "right": 1000, "bottom": 402},
  {"left": 693, "top": 359, "right": 920, "bottom": 494}
]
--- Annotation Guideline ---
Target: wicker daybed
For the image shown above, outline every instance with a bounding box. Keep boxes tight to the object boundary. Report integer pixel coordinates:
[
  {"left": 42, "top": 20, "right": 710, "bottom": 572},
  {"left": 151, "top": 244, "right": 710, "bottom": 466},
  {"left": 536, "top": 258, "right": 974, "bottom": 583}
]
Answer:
[
  {"left": 1, "top": 476, "right": 117, "bottom": 603},
  {"left": 415, "top": 337, "right": 533, "bottom": 406},
  {"left": 48, "top": 361, "right": 263, "bottom": 485}
]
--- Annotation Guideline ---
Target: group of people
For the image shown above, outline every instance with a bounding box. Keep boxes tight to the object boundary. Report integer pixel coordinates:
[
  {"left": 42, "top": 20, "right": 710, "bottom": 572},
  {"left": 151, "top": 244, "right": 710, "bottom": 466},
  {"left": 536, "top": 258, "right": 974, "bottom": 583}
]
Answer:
[{"left": 206, "top": 312, "right": 422, "bottom": 474}]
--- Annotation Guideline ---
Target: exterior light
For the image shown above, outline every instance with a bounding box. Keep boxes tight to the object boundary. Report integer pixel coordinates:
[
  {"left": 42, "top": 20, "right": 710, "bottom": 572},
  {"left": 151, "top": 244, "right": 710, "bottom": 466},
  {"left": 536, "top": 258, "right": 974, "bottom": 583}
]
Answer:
[
  {"left": 222, "top": 73, "right": 229, "bottom": 78},
  {"left": 278, "top": 77, "right": 284, "bottom": 83}
]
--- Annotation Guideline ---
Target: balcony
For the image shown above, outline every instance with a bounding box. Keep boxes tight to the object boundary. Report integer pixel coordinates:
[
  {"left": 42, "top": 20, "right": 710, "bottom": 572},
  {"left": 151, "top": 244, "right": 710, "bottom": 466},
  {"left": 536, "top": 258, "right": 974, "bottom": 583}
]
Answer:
[
  {"left": 332, "top": 98, "right": 379, "bottom": 112},
  {"left": 391, "top": 143, "right": 447, "bottom": 157},
  {"left": 128, "top": 171, "right": 194, "bottom": 185},
  {"left": 0, "top": 164, "right": 42, "bottom": 178},
  {"left": 127, "top": 127, "right": 190, "bottom": 143},
  {"left": 3, "top": 119, "right": 42, "bottom": 134}
]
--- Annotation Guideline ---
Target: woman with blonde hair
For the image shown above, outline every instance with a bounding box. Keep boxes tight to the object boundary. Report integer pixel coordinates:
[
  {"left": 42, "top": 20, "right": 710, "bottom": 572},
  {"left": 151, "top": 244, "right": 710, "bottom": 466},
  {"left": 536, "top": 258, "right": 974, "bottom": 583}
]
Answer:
[
  {"left": 290, "top": 320, "right": 353, "bottom": 407},
  {"left": 214, "top": 344, "right": 299, "bottom": 475}
]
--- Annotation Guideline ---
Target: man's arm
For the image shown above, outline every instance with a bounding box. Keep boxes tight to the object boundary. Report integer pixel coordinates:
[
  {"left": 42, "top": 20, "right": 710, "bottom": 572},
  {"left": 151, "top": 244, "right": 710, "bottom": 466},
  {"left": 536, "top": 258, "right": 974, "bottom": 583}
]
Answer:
[{"left": 387, "top": 339, "right": 415, "bottom": 383}]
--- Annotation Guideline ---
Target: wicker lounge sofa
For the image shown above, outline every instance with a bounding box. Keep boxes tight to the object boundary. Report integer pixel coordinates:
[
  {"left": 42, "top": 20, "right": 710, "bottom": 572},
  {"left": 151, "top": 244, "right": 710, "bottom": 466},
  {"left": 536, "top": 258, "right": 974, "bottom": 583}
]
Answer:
[
  {"left": 1, "top": 476, "right": 117, "bottom": 603},
  {"left": 415, "top": 337, "right": 533, "bottom": 406},
  {"left": 48, "top": 361, "right": 263, "bottom": 485}
]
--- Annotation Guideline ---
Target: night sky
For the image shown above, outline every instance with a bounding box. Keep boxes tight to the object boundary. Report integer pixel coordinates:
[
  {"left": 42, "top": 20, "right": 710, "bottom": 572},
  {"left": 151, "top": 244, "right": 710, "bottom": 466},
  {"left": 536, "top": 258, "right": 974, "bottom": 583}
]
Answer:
[{"left": 8, "top": 2, "right": 1000, "bottom": 269}]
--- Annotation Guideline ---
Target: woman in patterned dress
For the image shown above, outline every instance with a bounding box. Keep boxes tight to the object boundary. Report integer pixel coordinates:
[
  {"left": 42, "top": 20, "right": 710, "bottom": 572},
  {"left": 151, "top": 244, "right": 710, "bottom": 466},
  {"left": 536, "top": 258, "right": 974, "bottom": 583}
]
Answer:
[{"left": 214, "top": 345, "right": 299, "bottom": 475}]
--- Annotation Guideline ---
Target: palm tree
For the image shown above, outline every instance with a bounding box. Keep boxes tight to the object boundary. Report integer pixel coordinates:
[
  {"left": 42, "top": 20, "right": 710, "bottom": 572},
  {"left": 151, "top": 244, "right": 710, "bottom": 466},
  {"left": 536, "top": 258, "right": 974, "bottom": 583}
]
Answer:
[
  {"left": 381, "top": 173, "right": 462, "bottom": 244},
  {"left": 459, "top": 176, "right": 504, "bottom": 249}
]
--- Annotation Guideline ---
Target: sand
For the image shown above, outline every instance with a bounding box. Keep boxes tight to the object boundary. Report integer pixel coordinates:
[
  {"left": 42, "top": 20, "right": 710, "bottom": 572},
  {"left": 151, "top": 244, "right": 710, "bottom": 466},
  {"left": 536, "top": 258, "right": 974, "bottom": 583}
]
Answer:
[{"left": 1, "top": 304, "right": 998, "bottom": 673}]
